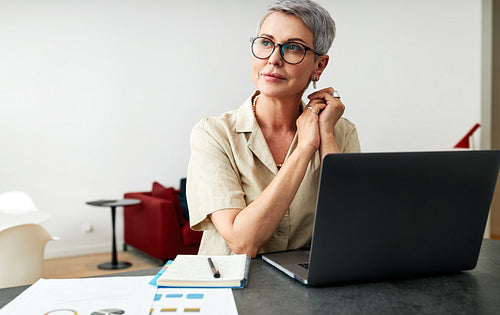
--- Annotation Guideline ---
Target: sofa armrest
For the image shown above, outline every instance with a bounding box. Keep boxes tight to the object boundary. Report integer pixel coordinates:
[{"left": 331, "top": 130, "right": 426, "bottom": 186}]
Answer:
[{"left": 123, "top": 192, "right": 183, "bottom": 259}]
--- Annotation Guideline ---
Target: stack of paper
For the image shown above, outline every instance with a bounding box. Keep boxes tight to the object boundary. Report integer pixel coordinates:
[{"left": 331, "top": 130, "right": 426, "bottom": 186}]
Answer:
[
  {"left": 0, "top": 275, "right": 239, "bottom": 314},
  {"left": 0, "top": 276, "right": 156, "bottom": 314}
]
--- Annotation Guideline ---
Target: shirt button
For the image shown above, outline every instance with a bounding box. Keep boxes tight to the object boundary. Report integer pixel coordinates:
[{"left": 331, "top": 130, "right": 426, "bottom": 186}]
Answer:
[{"left": 276, "top": 231, "right": 284, "bottom": 237}]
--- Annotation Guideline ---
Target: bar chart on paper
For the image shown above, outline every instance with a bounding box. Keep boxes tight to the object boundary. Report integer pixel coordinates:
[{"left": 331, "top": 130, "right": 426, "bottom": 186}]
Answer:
[{"left": 150, "top": 288, "right": 238, "bottom": 314}]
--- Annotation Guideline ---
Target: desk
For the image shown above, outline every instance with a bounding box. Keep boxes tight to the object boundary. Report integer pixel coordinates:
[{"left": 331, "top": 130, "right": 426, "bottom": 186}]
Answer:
[{"left": 2, "top": 239, "right": 499, "bottom": 314}]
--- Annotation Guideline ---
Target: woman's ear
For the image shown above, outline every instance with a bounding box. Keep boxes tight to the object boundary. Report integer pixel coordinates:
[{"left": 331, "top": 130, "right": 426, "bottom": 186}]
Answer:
[{"left": 312, "top": 55, "right": 329, "bottom": 81}]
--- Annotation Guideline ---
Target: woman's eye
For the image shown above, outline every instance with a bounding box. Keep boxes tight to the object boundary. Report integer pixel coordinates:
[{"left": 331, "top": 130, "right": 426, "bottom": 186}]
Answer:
[
  {"left": 286, "top": 43, "right": 303, "bottom": 51},
  {"left": 261, "top": 39, "right": 273, "bottom": 47}
]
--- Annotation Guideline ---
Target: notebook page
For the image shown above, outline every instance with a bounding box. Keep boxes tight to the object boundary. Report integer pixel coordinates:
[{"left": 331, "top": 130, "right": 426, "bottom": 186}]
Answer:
[{"left": 164, "top": 255, "right": 246, "bottom": 281}]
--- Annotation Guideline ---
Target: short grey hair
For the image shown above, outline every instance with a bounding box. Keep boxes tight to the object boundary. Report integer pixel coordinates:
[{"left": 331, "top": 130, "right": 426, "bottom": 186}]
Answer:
[{"left": 257, "top": 0, "right": 336, "bottom": 56}]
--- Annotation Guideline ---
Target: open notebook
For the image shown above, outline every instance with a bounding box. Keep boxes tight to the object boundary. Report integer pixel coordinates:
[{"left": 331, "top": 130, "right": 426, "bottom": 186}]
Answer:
[{"left": 157, "top": 254, "right": 251, "bottom": 288}]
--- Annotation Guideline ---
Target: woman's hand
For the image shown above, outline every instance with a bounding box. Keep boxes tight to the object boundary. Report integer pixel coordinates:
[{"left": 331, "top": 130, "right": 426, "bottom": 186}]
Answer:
[
  {"left": 307, "top": 87, "right": 345, "bottom": 135},
  {"left": 307, "top": 87, "right": 344, "bottom": 157},
  {"left": 296, "top": 97, "right": 326, "bottom": 156}
]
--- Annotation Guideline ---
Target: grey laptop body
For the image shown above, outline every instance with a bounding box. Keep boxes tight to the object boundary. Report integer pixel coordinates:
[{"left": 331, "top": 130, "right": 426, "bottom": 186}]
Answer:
[{"left": 262, "top": 151, "right": 500, "bottom": 286}]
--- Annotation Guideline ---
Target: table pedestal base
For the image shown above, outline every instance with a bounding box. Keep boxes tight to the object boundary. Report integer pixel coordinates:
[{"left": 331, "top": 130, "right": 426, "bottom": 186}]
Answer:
[
  {"left": 98, "top": 261, "right": 132, "bottom": 270},
  {"left": 86, "top": 199, "right": 141, "bottom": 271}
]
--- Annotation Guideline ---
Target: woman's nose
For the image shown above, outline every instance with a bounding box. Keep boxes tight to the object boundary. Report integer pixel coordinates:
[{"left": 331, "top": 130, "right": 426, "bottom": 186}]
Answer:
[{"left": 267, "top": 45, "right": 284, "bottom": 66}]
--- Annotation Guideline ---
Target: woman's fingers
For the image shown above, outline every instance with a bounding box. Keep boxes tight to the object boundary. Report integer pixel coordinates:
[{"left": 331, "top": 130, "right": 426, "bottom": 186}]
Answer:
[
  {"left": 307, "top": 87, "right": 345, "bottom": 133},
  {"left": 308, "top": 87, "right": 335, "bottom": 100},
  {"left": 305, "top": 99, "right": 327, "bottom": 116},
  {"left": 298, "top": 87, "right": 344, "bottom": 152}
]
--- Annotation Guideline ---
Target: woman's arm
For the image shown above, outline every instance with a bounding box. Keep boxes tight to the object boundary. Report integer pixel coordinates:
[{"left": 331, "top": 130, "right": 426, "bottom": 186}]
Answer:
[
  {"left": 210, "top": 146, "right": 312, "bottom": 257},
  {"left": 209, "top": 106, "right": 322, "bottom": 258}
]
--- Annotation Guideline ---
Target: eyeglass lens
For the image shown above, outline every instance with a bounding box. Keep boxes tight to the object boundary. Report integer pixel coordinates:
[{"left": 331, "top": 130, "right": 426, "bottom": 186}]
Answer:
[{"left": 252, "top": 37, "right": 307, "bottom": 64}]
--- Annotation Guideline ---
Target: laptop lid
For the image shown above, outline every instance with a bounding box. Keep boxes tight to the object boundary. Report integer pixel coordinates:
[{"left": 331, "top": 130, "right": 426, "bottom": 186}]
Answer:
[{"left": 263, "top": 151, "right": 500, "bottom": 286}]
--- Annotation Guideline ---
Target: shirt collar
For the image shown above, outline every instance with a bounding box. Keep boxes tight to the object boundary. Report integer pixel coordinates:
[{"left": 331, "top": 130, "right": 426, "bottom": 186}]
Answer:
[
  {"left": 234, "top": 91, "right": 308, "bottom": 174},
  {"left": 235, "top": 91, "right": 260, "bottom": 133}
]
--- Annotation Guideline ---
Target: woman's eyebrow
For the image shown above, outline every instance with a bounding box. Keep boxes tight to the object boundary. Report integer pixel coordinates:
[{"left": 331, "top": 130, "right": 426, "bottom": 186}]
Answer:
[
  {"left": 259, "top": 33, "right": 275, "bottom": 40},
  {"left": 259, "top": 33, "right": 308, "bottom": 45},
  {"left": 287, "top": 38, "right": 308, "bottom": 44}
]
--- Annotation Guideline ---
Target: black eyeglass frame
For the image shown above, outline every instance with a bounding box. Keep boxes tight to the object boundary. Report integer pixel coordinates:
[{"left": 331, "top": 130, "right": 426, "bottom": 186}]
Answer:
[{"left": 250, "top": 36, "right": 322, "bottom": 65}]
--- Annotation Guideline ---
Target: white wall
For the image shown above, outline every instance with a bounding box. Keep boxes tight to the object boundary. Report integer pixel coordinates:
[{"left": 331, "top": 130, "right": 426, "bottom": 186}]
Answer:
[{"left": 0, "top": 0, "right": 485, "bottom": 258}]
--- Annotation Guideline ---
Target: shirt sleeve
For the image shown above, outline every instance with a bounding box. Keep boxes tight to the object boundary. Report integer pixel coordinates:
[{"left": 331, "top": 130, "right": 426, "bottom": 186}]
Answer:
[
  {"left": 343, "top": 124, "right": 361, "bottom": 153},
  {"left": 334, "top": 118, "right": 361, "bottom": 153},
  {"left": 186, "top": 118, "right": 247, "bottom": 231}
]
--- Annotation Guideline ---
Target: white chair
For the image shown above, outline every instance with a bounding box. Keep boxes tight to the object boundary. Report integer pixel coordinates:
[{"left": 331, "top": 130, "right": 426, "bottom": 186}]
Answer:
[
  {"left": 0, "top": 224, "right": 58, "bottom": 288},
  {"left": 0, "top": 191, "right": 38, "bottom": 214},
  {"left": 0, "top": 191, "right": 50, "bottom": 231}
]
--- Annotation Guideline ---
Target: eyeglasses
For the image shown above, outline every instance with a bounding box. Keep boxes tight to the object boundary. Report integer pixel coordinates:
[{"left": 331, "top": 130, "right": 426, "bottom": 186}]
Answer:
[{"left": 250, "top": 36, "right": 321, "bottom": 65}]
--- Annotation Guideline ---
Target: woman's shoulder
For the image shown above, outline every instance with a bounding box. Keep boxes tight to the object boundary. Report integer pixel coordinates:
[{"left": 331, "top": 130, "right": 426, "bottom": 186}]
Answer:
[
  {"left": 192, "top": 95, "right": 254, "bottom": 136},
  {"left": 335, "top": 117, "right": 357, "bottom": 133},
  {"left": 194, "top": 108, "right": 240, "bottom": 132},
  {"left": 191, "top": 111, "right": 242, "bottom": 149},
  {"left": 334, "top": 117, "right": 361, "bottom": 152}
]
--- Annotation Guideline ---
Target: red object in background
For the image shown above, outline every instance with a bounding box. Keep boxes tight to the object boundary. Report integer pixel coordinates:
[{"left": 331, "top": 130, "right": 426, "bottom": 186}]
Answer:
[
  {"left": 454, "top": 123, "right": 481, "bottom": 149},
  {"left": 123, "top": 181, "right": 202, "bottom": 261}
]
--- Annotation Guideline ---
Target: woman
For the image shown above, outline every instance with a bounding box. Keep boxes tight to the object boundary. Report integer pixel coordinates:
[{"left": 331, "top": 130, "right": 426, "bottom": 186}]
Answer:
[{"left": 187, "top": 0, "right": 360, "bottom": 257}]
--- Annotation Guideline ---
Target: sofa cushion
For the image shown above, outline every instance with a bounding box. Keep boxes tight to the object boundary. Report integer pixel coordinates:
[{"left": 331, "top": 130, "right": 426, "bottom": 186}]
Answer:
[
  {"left": 152, "top": 181, "right": 175, "bottom": 199},
  {"left": 151, "top": 181, "right": 186, "bottom": 224}
]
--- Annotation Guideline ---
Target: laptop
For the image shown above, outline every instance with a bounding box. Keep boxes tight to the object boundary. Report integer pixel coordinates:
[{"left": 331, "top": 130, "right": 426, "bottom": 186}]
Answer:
[{"left": 262, "top": 150, "right": 500, "bottom": 285}]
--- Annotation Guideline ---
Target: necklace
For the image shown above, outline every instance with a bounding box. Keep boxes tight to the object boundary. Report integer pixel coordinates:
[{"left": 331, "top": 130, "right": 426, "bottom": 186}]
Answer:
[
  {"left": 252, "top": 95, "right": 287, "bottom": 170},
  {"left": 252, "top": 95, "right": 259, "bottom": 117}
]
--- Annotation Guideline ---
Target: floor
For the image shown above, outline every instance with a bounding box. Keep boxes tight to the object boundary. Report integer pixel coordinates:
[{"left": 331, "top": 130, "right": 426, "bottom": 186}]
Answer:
[{"left": 41, "top": 248, "right": 160, "bottom": 279}]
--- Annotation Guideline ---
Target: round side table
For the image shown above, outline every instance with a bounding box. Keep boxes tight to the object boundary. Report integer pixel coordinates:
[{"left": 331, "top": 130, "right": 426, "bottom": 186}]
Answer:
[{"left": 86, "top": 199, "right": 141, "bottom": 270}]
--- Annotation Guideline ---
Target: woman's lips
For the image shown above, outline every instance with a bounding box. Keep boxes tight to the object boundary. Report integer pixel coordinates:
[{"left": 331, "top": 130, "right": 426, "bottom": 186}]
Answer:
[{"left": 262, "top": 72, "right": 285, "bottom": 82}]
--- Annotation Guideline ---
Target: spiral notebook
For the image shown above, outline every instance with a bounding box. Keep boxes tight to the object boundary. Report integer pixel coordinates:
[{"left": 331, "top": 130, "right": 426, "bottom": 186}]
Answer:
[{"left": 157, "top": 254, "right": 251, "bottom": 288}]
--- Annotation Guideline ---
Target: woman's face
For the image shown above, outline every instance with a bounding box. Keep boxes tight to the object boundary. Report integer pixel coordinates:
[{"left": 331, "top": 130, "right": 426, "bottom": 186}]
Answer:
[{"left": 252, "top": 12, "right": 327, "bottom": 100}]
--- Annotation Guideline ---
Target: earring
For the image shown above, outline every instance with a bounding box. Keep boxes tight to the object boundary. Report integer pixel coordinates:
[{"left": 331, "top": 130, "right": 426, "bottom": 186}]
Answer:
[{"left": 312, "top": 76, "right": 318, "bottom": 89}]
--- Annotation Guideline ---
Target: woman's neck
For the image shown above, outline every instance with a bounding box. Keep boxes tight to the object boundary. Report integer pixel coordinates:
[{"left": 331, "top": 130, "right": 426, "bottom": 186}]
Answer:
[{"left": 253, "top": 94, "right": 302, "bottom": 131}]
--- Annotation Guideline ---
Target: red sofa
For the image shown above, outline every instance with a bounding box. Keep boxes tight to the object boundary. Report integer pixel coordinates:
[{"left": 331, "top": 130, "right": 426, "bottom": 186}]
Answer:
[{"left": 123, "top": 181, "right": 202, "bottom": 261}]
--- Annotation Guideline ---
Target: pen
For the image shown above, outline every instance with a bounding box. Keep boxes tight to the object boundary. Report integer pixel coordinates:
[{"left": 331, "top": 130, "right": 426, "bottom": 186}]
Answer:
[{"left": 207, "top": 257, "right": 220, "bottom": 278}]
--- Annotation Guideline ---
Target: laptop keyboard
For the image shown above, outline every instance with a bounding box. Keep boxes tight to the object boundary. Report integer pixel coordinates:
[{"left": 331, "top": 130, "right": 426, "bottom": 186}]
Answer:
[{"left": 299, "top": 263, "right": 309, "bottom": 270}]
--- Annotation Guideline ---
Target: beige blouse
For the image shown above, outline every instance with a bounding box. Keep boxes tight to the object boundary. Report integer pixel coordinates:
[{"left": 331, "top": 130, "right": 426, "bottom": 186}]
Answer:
[{"left": 187, "top": 92, "right": 361, "bottom": 255}]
